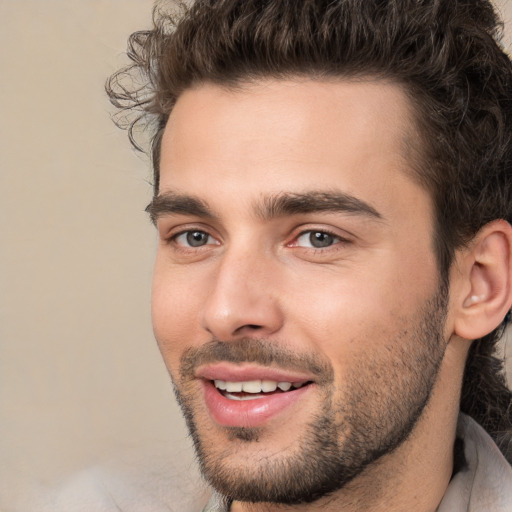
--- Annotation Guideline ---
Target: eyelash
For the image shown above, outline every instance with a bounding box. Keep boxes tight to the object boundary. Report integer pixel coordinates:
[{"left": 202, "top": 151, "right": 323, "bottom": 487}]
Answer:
[
  {"left": 167, "top": 229, "right": 218, "bottom": 250},
  {"left": 166, "top": 227, "right": 350, "bottom": 253},
  {"left": 289, "top": 229, "right": 349, "bottom": 251}
]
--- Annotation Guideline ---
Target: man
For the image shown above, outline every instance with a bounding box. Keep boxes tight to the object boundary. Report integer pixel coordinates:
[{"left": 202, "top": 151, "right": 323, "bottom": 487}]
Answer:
[{"left": 107, "top": 0, "right": 512, "bottom": 510}]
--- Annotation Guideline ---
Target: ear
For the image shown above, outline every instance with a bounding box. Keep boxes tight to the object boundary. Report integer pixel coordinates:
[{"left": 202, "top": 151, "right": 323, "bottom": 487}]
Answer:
[{"left": 453, "top": 220, "right": 512, "bottom": 340}]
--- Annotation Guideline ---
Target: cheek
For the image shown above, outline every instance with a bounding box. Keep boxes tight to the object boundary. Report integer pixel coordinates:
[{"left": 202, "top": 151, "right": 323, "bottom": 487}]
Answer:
[
  {"left": 151, "top": 260, "right": 207, "bottom": 373},
  {"left": 288, "top": 284, "right": 386, "bottom": 359},
  {"left": 282, "top": 255, "right": 436, "bottom": 358}
]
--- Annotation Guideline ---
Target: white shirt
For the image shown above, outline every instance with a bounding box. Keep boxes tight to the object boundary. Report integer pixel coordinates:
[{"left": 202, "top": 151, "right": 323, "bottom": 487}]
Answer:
[{"left": 203, "top": 414, "right": 512, "bottom": 512}]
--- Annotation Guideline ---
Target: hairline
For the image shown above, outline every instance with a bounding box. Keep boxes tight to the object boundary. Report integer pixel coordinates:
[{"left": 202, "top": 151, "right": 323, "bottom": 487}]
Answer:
[
  {"left": 152, "top": 73, "right": 445, "bottom": 271},
  {"left": 154, "top": 73, "right": 435, "bottom": 195}
]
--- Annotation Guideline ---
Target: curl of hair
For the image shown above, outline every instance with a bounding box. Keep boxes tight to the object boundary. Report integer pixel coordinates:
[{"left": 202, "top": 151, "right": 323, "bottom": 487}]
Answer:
[{"left": 106, "top": 0, "right": 512, "bottom": 461}]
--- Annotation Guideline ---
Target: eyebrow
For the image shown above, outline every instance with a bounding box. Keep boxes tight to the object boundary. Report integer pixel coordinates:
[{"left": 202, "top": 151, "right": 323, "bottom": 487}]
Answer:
[
  {"left": 256, "top": 191, "right": 383, "bottom": 221},
  {"left": 146, "top": 190, "right": 383, "bottom": 224},
  {"left": 146, "top": 192, "right": 214, "bottom": 224}
]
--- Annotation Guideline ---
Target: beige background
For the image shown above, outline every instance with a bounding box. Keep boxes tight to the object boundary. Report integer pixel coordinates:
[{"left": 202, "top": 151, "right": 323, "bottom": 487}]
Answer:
[{"left": 1, "top": 1, "right": 512, "bottom": 511}]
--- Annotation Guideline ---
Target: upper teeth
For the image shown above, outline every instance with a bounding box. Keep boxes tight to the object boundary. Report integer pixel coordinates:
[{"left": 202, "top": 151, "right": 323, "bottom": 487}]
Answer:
[{"left": 214, "top": 380, "right": 304, "bottom": 393}]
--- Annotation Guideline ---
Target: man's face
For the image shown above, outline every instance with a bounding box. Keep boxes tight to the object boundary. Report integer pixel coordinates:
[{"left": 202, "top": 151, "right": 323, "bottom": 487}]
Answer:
[{"left": 151, "top": 79, "right": 449, "bottom": 503}]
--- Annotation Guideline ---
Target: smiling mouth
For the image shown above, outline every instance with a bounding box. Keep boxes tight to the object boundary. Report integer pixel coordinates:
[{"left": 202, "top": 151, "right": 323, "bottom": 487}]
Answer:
[{"left": 213, "top": 379, "right": 312, "bottom": 401}]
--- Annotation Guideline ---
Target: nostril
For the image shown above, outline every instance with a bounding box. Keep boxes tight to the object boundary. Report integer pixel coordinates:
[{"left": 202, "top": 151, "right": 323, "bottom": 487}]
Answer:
[
  {"left": 229, "top": 323, "right": 271, "bottom": 338},
  {"left": 234, "top": 324, "right": 263, "bottom": 334}
]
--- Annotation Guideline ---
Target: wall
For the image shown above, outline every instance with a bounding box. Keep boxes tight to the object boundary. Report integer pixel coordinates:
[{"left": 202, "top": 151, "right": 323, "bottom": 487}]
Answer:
[
  {"left": 1, "top": 1, "right": 511, "bottom": 511},
  {"left": 0, "top": 2, "right": 206, "bottom": 511}
]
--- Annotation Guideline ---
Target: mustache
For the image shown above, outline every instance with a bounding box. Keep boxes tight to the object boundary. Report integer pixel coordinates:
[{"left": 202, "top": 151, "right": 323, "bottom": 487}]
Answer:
[{"left": 179, "top": 338, "right": 334, "bottom": 385}]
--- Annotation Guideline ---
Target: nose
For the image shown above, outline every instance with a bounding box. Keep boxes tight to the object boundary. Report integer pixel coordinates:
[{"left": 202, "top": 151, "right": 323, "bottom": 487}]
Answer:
[{"left": 201, "top": 247, "right": 284, "bottom": 340}]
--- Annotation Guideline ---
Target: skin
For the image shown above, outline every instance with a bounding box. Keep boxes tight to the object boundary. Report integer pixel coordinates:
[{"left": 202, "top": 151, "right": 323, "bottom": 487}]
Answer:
[{"left": 151, "top": 79, "right": 473, "bottom": 511}]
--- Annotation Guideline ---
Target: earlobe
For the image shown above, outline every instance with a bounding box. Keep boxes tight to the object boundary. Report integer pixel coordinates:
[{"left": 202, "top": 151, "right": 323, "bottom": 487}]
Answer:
[{"left": 454, "top": 220, "right": 512, "bottom": 340}]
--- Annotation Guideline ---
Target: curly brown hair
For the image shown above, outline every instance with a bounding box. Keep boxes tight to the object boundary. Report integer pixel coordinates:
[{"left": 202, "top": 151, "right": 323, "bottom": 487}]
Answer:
[{"left": 106, "top": 0, "right": 512, "bottom": 461}]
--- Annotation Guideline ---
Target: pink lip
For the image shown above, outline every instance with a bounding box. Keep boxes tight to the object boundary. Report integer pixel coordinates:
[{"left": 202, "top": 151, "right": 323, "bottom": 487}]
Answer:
[
  {"left": 202, "top": 381, "right": 312, "bottom": 428},
  {"left": 197, "top": 363, "right": 315, "bottom": 428},
  {"left": 196, "top": 362, "right": 315, "bottom": 383}
]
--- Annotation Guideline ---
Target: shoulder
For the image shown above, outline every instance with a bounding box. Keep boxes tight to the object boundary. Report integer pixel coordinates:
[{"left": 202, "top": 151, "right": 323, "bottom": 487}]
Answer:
[
  {"left": 44, "top": 462, "right": 209, "bottom": 512},
  {"left": 438, "top": 413, "right": 512, "bottom": 511}
]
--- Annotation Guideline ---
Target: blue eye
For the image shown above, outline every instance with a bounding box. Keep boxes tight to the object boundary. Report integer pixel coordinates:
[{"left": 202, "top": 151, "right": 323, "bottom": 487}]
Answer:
[
  {"left": 296, "top": 231, "right": 339, "bottom": 248},
  {"left": 175, "top": 230, "right": 212, "bottom": 247}
]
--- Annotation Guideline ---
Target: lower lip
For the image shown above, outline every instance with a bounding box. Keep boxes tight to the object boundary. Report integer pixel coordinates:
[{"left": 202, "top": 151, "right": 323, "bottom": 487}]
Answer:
[{"left": 202, "top": 381, "right": 312, "bottom": 428}]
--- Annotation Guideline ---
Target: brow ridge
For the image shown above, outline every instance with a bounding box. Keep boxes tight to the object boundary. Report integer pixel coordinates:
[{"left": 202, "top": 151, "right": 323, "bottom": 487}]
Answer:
[
  {"left": 146, "top": 189, "right": 383, "bottom": 224},
  {"left": 256, "top": 191, "right": 382, "bottom": 220},
  {"left": 146, "top": 192, "right": 214, "bottom": 224}
]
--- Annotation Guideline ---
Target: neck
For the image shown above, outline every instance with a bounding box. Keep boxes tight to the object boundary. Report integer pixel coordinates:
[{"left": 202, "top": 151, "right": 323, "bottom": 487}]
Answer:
[{"left": 231, "top": 339, "right": 467, "bottom": 512}]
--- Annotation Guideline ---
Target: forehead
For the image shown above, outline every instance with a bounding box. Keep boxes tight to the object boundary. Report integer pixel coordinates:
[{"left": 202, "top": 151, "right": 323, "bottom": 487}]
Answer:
[{"left": 159, "top": 78, "right": 428, "bottom": 223}]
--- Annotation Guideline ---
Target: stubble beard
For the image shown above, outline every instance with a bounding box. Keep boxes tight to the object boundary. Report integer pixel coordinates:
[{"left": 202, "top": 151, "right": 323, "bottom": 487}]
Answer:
[{"left": 171, "top": 287, "right": 448, "bottom": 505}]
